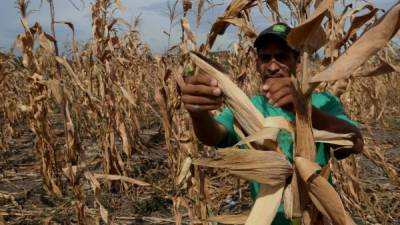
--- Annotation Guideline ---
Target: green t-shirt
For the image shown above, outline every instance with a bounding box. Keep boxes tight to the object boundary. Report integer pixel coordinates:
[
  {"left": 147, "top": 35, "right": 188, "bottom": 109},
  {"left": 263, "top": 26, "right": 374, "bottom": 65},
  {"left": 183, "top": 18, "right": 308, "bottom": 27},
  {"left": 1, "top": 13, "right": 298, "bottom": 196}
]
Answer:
[{"left": 214, "top": 91, "right": 357, "bottom": 225}]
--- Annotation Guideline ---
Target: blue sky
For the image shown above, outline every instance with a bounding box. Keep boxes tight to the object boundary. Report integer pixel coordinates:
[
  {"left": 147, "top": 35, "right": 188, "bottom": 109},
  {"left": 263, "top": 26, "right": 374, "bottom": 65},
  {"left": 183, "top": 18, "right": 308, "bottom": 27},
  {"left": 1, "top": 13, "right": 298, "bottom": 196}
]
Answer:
[{"left": 0, "top": 0, "right": 396, "bottom": 55}]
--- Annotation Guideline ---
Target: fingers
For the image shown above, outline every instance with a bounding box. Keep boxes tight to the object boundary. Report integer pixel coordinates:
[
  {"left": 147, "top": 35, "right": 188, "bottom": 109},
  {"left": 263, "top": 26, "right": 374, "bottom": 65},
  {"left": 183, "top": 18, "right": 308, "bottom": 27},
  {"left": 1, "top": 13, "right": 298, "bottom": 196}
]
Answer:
[
  {"left": 262, "top": 77, "right": 291, "bottom": 93},
  {"left": 266, "top": 87, "right": 291, "bottom": 106},
  {"left": 182, "top": 84, "right": 221, "bottom": 97},
  {"left": 184, "top": 104, "right": 221, "bottom": 113},
  {"left": 182, "top": 95, "right": 223, "bottom": 105},
  {"left": 262, "top": 77, "right": 295, "bottom": 108},
  {"left": 273, "top": 95, "right": 294, "bottom": 108},
  {"left": 182, "top": 72, "right": 223, "bottom": 114},
  {"left": 187, "top": 70, "right": 218, "bottom": 86},
  {"left": 182, "top": 89, "right": 223, "bottom": 113}
]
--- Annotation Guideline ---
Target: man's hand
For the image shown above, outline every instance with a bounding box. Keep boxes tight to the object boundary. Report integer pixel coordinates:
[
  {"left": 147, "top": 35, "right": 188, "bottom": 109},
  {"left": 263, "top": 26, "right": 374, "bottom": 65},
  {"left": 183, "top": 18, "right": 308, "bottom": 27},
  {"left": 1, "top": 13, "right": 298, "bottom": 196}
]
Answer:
[
  {"left": 312, "top": 108, "right": 364, "bottom": 159},
  {"left": 181, "top": 71, "right": 227, "bottom": 146},
  {"left": 261, "top": 77, "right": 296, "bottom": 110},
  {"left": 182, "top": 71, "right": 223, "bottom": 115}
]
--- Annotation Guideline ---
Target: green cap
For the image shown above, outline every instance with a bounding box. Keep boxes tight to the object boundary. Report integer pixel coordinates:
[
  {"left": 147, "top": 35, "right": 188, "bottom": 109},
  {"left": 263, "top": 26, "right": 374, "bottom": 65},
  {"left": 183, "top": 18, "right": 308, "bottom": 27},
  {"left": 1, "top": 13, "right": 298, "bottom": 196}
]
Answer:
[{"left": 254, "top": 23, "right": 291, "bottom": 48}]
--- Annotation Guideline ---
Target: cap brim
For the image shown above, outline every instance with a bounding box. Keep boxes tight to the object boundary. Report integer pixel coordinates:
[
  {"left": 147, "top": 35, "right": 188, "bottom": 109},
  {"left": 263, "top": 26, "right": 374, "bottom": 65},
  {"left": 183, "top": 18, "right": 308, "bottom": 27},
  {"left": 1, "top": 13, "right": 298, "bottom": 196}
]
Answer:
[{"left": 254, "top": 33, "right": 287, "bottom": 48}]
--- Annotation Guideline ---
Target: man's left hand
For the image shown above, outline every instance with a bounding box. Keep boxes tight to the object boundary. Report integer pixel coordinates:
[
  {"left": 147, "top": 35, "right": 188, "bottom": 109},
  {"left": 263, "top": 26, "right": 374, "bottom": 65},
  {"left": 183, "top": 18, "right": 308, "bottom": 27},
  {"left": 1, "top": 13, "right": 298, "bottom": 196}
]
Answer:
[{"left": 261, "top": 77, "right": 297, "bottom": 111}]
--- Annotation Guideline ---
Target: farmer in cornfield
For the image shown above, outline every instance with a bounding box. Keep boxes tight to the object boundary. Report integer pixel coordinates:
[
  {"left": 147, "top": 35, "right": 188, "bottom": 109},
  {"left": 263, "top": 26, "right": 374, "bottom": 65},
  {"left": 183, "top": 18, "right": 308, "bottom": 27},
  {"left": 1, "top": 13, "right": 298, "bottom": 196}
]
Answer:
[{"left": 182, "top": 23, "right": 364, "bottom": 224}]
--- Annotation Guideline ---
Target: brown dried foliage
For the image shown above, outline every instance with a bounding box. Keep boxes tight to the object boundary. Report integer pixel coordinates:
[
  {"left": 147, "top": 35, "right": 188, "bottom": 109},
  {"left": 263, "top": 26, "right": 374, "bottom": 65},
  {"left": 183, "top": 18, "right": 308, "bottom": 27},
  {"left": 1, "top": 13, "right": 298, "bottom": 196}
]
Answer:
[{"left": 0, "top": 0, "right": 399, "bottom": 225}]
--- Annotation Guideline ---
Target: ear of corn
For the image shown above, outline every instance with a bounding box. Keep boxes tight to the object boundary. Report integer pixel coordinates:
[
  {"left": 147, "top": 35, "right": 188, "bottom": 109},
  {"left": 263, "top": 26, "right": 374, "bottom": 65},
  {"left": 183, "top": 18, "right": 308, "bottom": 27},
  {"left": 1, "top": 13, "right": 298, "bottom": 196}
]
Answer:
[
  {"left": 295, "top": 156, "right": 357, "bottom": 225},
  {"left": 193, "top": 148, "right": 292, "bottom": 186},
  {"left": 190, "top": 51, "right": 277, "bottom": 149}
]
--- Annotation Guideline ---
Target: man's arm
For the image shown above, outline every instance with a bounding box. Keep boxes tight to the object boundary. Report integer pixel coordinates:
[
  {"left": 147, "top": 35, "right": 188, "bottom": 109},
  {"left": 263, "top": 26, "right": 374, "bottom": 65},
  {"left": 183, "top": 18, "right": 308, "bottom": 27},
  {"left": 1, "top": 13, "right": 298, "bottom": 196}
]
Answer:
[
  {"left": 181, "top": 71, "right": 228, "bottom": 146},
  {"left": 262, "top": 77, "right": 364, "bottom": 159},
  {"left": 189, "top": 111, "right": 227, "bottom": 146},
  {"left": 312, "top": 107, "right": 364, "bottom": 159}
]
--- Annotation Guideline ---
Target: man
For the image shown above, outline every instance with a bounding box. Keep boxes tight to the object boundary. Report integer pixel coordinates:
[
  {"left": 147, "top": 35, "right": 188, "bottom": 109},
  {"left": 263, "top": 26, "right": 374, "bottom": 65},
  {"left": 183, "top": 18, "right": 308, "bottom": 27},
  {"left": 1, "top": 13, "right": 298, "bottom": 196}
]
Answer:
[{"left": 181, "top": 23, "right": 363, "bottom": 224}]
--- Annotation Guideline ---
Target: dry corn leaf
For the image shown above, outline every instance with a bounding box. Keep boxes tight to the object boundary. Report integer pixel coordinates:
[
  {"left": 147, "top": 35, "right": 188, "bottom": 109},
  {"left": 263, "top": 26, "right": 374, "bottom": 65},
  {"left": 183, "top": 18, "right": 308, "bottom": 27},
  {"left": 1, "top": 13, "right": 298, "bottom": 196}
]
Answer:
[
  {"left": 264, "top": 116, "right": 294, "bottom": 133},
  {"left": 206, "top": 212, "right": 249, "bottom": 224},
  {"left": 0, "top": 215, "right": 5, "bottom": 225},
  {"left": 245, "top": 184, "right": 284, "bottom": 225},
  {"left": 234, "top": 127, "right": 281, "bottom": 147},
  {"left": 354, "top": 60, "right": 400, "bottom": 77},
  {"left": 267, "top": 0, "right": 279, "bottom": 14},
  {"left": 116, "top": 113, "right": 131, "bottom": 157},
  {"left": 219, "top": 17, "right": 257, "bottom": 38},
  {"left": 196, "top": 0, "right": 205, "bottom": 28},
  {"left": 84, "top": 171, "right": 109, "bottom": 224},
  {"left": 193, "top": 148, "right": 292, "bottom": 186},
  {"left": 314, "top": 129, "right": 354, "bottom": 147},
  {"left": 176, "top": 157, "right": 192, "bottom": 185},
  {"left": 235, "top": 117, "right": 292, "bottom": 148},
  {"left": 55, "top": 56, "right": 101, "bottom": 104},
  {"left": 38, "top": 32, "right": 55, "bottom": 54},
  {"left": 339, "top": 4, "right": 379, "bottom": 47},
  {"left": 20, "top": 17, "right": 30, "bottom": 31},
  {"left": 65, "top": 100, "right": 78, "bottom": 163},
  {"left": 314, "top": 0, "right": 323, "bottom": 8},
  {"left": 283, "top": 182, "right": 294, "bottom": 219},
  {"left": 234, "top": 121, "right": 353, "bottom": 147},
  {"left": 15, "top": 32, "right": 33, "bottom": 67},
  {"left": 181, "top": 17, "right": 196, "bottom": 49},
  {"left": 287, "top": 0, "right": 333, "bottom": 51},
  {"left": 310, "top": 3, "right": 400, "bottom": 83},
  {"left": 46, "top": 79, "right": 63, "bottom": 105},
  {"left": 119, "top": 85, "right": 136, "bottom": 106},
  {"left": 183, "top": 0, "right": 192, "bottom": 13},
  {"left": 99, "top": 205, "right": 109, "bottom": 225},
  {"left": 93, "top": 174, "right": 150, "bottom": 186},
  {"left": 206, "top": 0, "right": 256, "bottom": 48},
  {"left": 295, "top": 157, "right": 356, "bottom": 225},
  {"left": 115, "top": 0, "right": 126, "bottom": 12},
  {"left": 62, "top": 166, "right": 78, "bottom": 182}
]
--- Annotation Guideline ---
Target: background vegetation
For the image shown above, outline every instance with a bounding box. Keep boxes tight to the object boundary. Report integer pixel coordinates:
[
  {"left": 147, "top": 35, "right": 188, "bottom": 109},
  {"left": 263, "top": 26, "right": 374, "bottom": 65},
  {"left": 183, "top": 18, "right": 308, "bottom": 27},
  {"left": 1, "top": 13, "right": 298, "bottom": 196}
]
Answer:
[{"left": 0, "top": 0, "right": 399, "bottom": 224}]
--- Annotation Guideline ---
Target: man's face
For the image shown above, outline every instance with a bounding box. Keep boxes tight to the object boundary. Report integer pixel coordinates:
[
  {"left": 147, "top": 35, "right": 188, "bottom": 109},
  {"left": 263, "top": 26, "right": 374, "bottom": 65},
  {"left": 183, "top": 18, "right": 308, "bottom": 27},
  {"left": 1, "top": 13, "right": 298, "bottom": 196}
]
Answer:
[{"left": 256, "top": 38, "right": 298, "bottom": 81}]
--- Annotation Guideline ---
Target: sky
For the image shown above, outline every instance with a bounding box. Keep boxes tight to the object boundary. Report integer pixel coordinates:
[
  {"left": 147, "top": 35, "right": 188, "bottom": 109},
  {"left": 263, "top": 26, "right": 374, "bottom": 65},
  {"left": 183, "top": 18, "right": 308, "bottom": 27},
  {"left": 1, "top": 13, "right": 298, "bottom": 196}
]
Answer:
[{"left": 0, "top": 0, "right": 396, "bottom": 55}]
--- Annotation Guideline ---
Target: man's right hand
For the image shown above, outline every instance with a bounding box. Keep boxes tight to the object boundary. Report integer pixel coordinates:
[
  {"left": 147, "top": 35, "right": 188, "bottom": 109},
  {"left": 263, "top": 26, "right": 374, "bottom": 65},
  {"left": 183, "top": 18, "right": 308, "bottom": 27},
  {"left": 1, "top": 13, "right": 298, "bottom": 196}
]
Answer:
[{"left": 181, "top": 71, "right": 223, "bottom": 115}]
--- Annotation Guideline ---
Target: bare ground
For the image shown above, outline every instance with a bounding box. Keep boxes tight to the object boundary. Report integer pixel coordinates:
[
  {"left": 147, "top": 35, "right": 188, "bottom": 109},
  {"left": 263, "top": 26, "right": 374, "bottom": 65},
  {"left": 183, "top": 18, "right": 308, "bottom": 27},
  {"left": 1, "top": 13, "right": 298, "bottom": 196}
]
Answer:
[{"left": 1, "top": 115, "right": 399, "bottom": 225}]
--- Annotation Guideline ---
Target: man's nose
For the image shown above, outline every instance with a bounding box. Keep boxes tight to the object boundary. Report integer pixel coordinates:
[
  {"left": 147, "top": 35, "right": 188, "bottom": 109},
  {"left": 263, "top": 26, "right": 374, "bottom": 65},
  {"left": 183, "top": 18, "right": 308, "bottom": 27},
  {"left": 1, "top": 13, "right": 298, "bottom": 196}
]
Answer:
[{"left": 266, "top": 60, "right": 280, "bottom": 75}]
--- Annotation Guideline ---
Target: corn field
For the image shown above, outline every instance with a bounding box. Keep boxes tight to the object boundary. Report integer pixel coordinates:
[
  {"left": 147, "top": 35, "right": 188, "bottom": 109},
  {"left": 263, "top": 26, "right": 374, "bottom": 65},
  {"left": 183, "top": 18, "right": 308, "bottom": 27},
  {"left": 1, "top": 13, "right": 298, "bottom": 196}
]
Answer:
[{"left": 0, "top": 0, "right": 399, "bottom": 225}]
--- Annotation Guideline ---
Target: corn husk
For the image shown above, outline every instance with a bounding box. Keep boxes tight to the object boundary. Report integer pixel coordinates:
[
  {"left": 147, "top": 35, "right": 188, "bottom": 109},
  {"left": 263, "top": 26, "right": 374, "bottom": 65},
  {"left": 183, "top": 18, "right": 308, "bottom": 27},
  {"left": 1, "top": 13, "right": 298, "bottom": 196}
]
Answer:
[
  {"left": 192, "top": 148, "right": 292, "bottom": 186},
  {"left": 295, "top": 157, "right": 356, "bottom": 225},
  {"left": 245, "top": 184, "right": 285, "bottom": 225},
  {"left": 234, "top": 124, "right": 354, "bottom": 148},
  {"left": 190, "top": 51, "right": 278, "bottom": 149}
]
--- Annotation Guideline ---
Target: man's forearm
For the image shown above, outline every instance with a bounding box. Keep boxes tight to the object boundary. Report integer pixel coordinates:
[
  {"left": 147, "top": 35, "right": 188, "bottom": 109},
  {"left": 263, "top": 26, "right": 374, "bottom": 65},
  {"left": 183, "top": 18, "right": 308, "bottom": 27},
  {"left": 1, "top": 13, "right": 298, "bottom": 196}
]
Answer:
[
  {"left": 312, "top": 107, "right": 364, "bottom": 157},
  {"left": 190, "top": 112, "right": 227, "bottom": 146}
]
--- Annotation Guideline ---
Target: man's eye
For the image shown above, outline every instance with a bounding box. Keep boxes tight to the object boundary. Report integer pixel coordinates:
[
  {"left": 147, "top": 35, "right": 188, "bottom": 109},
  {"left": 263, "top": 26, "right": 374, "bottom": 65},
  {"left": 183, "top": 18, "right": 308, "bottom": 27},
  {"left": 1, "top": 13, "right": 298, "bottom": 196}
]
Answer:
[
  {"left": 275, "top": 53, "right": 289, "bottom": 62},
  {"left": 259, "top": 54, "right": 272, "bottom": 62}
]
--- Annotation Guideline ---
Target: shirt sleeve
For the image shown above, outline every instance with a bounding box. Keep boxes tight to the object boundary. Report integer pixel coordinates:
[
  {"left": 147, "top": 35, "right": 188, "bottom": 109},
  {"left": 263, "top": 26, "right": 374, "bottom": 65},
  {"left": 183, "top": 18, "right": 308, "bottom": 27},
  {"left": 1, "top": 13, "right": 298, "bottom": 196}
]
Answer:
[
  {"left": 213, "top": 107, "right": 240, "bottom": 147},
  {"left": 318, "top": 92, "right": 359, "bottom": 128}
]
